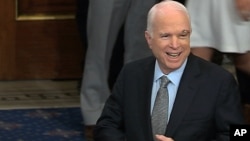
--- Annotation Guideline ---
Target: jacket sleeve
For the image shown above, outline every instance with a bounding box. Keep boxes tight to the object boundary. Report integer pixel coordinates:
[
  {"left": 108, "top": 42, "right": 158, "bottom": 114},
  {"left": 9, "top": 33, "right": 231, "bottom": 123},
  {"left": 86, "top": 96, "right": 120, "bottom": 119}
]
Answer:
[{"left": 215, "top": 72, "right": 245, "bottom": 141}]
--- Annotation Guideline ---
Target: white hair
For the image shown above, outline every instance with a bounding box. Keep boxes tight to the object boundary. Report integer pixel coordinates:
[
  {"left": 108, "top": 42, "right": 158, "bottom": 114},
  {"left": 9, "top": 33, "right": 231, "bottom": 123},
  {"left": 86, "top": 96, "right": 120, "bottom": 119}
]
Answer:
[{"left": 146, "top": 0, "right": 190, "bottom": 36}]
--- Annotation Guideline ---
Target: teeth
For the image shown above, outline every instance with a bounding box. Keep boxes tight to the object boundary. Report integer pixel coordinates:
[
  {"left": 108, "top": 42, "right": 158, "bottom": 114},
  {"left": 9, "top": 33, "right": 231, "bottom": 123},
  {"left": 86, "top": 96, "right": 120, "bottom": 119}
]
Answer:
[{"left": 167, "top": 53, "right": 179, "bottom": 57}]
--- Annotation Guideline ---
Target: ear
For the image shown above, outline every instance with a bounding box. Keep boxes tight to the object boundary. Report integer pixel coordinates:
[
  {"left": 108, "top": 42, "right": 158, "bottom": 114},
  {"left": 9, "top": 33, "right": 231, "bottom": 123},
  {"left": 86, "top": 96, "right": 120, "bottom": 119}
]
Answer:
[{"left": 145, "top": 31, "right": 153, "bottom": 49}]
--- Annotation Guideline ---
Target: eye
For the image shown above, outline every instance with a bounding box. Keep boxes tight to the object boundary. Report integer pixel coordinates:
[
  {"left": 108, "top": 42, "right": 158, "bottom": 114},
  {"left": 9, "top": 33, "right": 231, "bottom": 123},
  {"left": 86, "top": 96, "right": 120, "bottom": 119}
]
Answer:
[
  {"left": 179, "top": 33, "right": 188, "bottom": 38},
  {"left": 160, "top": 33, "right": 170, "bottom": 38},
  {"left": 179, "top": 30, "right": 190, "bottom": 39}
]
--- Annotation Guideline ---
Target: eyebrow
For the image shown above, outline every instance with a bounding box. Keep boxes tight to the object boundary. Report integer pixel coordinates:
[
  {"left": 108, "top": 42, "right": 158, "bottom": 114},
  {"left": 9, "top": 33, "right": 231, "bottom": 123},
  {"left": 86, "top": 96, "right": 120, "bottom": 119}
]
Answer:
[
  {"left": 182, "top": 30, "right": 190, "bottom": 34},
  {"left": 158, "top": 29, "right": 191, "bottom": 36}
]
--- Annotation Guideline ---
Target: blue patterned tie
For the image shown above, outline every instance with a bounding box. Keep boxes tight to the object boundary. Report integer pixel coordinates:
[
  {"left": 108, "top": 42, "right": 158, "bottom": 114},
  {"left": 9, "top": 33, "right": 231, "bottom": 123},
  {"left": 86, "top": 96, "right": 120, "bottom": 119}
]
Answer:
[{"left": 151, "top": 75, "right": 170, "bottom": 139}]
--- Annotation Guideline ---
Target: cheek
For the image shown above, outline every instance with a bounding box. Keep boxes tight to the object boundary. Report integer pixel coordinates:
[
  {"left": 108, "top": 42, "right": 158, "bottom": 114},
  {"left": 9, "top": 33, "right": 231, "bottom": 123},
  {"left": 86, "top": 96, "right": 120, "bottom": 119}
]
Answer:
[
  {"left": 180, "top": 41, "right": 191, "bottom": 51},
  {"left": 182, "top": 39, "right": 190, "bottom": 46},
  {"left": 149, "top": 41, "right": 160, "bottom": 50},
  {"left": 184, "top": 45, "right": 191, "bottom": 54}
]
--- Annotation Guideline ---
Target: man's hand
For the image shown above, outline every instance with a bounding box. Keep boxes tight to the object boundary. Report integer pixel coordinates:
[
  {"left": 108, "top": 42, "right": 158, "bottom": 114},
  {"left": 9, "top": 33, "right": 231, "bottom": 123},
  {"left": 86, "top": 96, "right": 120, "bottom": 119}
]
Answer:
[{"left": 155, "top": 135, "right": 174, "bottom": 141}]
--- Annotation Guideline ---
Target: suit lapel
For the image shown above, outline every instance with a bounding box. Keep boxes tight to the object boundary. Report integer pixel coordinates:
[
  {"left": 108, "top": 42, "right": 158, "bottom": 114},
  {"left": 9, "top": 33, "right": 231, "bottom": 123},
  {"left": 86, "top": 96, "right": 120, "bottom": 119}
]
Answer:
[{"left": 166, "top": 55, "right": 201, "bottom": 137}]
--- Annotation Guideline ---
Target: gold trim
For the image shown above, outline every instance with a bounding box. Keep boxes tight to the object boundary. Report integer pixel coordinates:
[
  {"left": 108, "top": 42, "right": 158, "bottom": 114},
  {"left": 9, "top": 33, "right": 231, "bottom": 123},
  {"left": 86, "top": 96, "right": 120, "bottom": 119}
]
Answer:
[{"left": 15, "top": 0, "right": 75, "bottom": 21}]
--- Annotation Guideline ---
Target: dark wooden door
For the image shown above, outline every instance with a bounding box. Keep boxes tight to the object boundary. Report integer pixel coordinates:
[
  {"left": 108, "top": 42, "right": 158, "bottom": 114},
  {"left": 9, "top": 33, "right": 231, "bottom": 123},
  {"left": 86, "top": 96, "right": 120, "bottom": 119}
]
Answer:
[{"left": 0, "top": 0, "right": 84, "bottom": 80}]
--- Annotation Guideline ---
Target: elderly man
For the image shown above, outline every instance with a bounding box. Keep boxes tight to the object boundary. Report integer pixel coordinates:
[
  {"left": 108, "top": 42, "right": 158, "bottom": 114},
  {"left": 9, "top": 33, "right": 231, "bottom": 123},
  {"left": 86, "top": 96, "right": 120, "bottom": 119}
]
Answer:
[{"left": 94, "top": 1, "right": 245, "bottom": 141}]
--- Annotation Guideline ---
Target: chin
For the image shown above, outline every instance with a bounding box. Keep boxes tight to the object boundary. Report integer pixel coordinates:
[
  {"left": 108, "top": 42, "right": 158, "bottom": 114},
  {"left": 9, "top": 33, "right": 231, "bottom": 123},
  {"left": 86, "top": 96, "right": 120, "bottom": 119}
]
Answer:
[{"left": 168, "top": 63, "right": 182, "bottom": 70}]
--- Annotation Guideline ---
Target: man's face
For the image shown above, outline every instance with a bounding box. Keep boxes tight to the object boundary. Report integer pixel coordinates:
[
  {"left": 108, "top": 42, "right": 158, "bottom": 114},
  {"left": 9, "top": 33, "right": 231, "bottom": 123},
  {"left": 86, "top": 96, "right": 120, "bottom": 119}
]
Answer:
[{"left": 145, "top": 10, "right": 191, "bottom": 74}]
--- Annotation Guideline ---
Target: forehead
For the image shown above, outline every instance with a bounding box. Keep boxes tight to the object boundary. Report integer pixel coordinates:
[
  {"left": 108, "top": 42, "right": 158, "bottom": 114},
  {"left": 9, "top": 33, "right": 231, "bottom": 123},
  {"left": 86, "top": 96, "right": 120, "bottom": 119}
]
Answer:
[{"left": 154, "top": 10, "right": 190, "bottom": 29}]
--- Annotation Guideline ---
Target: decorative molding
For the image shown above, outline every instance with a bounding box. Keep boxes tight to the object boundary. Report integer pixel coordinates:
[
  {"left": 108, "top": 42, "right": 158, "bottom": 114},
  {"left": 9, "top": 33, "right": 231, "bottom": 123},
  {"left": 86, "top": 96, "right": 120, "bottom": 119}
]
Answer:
[{"left": 15, "top": 0, "right": 75, "bottom": 21}]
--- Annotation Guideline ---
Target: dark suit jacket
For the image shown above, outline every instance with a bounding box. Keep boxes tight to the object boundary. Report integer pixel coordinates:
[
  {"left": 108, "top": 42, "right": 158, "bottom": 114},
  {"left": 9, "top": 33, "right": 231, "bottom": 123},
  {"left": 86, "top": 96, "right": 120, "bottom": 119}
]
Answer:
[{"left": 94, "top": 54, "right": 245, "bottom": 141}]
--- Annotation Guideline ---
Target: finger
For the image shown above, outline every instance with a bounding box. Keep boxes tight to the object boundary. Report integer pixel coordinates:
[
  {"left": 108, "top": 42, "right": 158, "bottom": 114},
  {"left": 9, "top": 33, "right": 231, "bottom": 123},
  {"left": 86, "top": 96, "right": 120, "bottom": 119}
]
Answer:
[{"left": 155, "top": 135, "right": 174, "bottom": 141}]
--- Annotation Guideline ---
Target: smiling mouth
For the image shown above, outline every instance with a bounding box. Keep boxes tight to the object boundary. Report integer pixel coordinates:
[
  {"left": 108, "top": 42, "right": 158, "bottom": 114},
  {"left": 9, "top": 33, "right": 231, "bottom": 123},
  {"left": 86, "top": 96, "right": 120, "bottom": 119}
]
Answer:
[{"left": 166, "top": 52, "right": 181, "bottom": 57}]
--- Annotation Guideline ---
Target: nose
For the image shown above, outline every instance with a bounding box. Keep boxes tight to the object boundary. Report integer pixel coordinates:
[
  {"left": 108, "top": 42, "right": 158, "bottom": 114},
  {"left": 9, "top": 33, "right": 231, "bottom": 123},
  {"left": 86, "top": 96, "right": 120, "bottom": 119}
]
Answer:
[{"left": 169, "top": 37, "right": 180, "bottom": 49}]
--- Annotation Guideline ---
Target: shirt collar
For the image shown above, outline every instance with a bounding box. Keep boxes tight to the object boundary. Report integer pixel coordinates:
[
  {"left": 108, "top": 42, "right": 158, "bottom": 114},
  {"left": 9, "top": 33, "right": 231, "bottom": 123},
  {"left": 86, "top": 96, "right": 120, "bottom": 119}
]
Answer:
[{"left": 154, "top": 58, "right": 187, "bottom": 85}]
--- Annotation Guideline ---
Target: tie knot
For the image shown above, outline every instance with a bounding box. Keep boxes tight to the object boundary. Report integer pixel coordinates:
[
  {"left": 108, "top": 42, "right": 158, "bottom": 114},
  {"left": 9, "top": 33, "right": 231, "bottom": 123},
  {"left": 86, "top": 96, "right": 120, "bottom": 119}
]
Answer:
[{"left": 160, "top": 76, "right": 170, "bottom": 88}]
